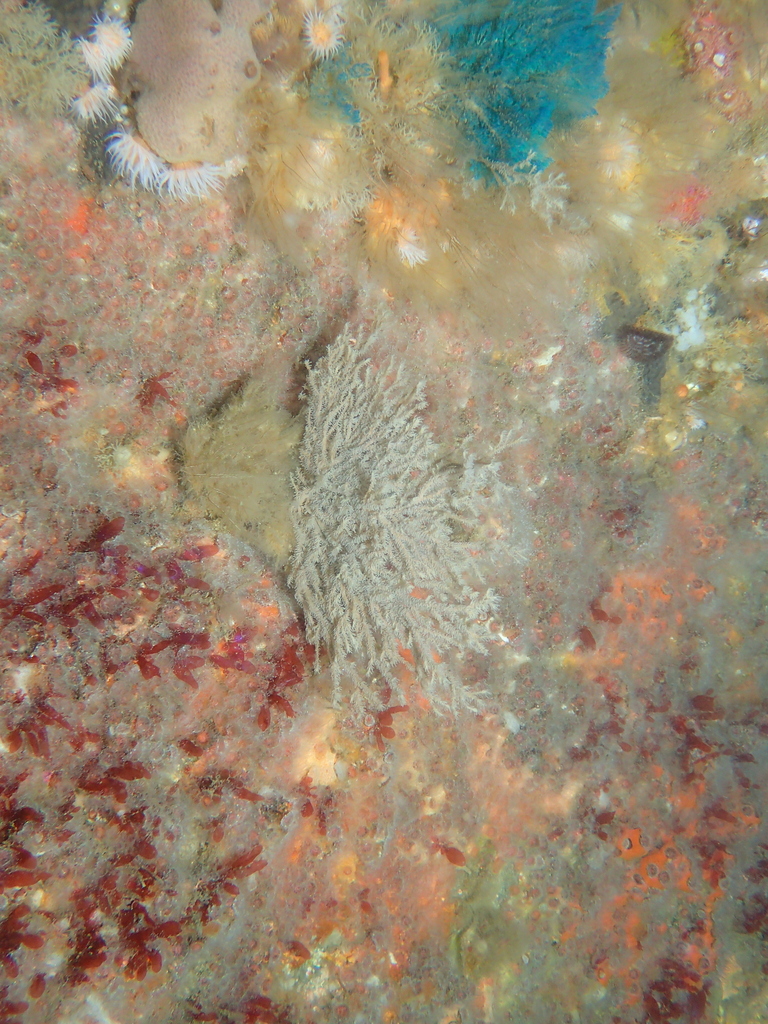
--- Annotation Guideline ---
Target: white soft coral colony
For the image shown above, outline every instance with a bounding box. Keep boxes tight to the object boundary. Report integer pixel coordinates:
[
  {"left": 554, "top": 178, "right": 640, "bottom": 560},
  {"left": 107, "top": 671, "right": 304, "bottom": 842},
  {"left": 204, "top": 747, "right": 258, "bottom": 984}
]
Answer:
[{"left": 288, "top": 333, "right": 501, "bottom": 711}]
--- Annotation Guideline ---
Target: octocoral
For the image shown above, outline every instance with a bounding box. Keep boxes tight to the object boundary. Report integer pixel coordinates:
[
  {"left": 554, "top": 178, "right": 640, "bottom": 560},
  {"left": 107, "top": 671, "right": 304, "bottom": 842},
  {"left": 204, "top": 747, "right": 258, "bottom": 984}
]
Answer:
[
  {"left": 184, "top": 330, "right": 504, "bottom": 711},
  {"left": 289, "top": 332, "right": 502, "bottom": 709},
  {"left": 0, "top": 0, "right": 86, "bottom": 117},
  {"left": 436, "top": 0, "right": 618, "bottom": 168}
]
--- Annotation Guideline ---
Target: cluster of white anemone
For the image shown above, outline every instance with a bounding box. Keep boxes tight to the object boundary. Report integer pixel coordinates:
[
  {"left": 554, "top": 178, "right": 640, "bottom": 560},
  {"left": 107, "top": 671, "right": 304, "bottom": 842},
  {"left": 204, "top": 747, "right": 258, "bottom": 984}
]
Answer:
[
  {"left": 105, "top": 130, "right": 247, "bottom": 200},
  {"left": 71, "top": 14, "right": 128, "bottom": 124},
  {"left": 71, "top": 4, "right": 347, "bottom": 202},
  {"left": 303, "top": 4, "right": 346, "bottom": 61}
]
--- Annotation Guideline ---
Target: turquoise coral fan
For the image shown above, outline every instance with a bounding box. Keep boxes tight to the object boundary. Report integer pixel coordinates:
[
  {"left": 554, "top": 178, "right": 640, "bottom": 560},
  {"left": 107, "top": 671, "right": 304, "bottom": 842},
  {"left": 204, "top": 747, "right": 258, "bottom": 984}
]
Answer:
[
  {"left": 436, "top": 0, "right": 619, "bottom": 168},
  {"left": 305, "top": 0, "right": 618, "bottom": 175}
]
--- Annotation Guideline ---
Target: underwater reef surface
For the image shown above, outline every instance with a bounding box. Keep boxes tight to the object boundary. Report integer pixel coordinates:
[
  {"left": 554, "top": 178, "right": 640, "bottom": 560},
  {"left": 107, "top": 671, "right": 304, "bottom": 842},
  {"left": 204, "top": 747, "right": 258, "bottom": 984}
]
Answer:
[
  {"left": 34, "top": 0, "right": 618, "bottom": 320},
  {"left": 1, "top": 1, "right": 768, "bottom": 1022}
]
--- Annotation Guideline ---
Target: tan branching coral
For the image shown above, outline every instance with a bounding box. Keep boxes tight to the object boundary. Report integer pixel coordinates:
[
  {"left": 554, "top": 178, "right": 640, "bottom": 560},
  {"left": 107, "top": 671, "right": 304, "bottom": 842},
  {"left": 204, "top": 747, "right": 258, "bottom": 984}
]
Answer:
[{"left": 0, "top": 0, "right": 86, "bottom": 118}]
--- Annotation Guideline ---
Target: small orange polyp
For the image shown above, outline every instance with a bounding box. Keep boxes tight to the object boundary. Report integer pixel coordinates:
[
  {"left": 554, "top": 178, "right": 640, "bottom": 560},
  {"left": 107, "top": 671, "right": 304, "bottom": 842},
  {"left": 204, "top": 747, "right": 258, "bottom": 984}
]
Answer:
[
  {"left": 377, "top": 51, "right": 393, "bottom": 96},
  {"left": 617, "top": 827, "right": 646, "bottom": 860}
]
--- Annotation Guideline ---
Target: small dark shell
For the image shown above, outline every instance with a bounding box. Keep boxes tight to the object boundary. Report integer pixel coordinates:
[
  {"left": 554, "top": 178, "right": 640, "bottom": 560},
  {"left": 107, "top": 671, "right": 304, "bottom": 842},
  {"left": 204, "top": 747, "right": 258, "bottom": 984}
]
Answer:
[{"left": 617, "top": 324, "right": 673, "bottom": 363}]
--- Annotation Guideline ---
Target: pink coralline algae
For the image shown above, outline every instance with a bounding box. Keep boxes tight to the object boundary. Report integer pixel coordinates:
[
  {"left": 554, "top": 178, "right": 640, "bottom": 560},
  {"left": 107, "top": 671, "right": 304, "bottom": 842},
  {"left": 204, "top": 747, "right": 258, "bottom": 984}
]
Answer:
[{"left": 682, "top": 2, "right": 741, "bottom": 79}]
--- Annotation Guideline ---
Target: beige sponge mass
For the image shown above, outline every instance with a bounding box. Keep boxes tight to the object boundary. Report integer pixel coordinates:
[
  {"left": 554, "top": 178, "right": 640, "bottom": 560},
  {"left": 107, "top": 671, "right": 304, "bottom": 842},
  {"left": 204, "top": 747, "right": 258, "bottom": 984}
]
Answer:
[
  {"left": 183, "top": 382, "right": 303, "bottom": 566},
  {"left": 128, "top": 0, "right": 271, "bottom": 165}
]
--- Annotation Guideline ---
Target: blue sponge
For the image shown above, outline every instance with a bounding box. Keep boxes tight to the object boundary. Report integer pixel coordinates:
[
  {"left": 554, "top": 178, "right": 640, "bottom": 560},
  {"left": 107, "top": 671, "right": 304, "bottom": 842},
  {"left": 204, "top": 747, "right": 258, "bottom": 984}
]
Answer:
[{"left": 437, "top": 0, "right": 619, "bottom": 168}]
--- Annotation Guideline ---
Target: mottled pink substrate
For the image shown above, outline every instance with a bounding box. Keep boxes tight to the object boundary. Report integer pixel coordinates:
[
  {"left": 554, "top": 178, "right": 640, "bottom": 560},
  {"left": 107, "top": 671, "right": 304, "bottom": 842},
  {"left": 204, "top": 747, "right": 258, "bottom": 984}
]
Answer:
[
  {"left": 682, "top": 0, "right": 755, "bottom": 122},
  {"left": 0, "top": 111, "right": 767, "bottom": 1024}
]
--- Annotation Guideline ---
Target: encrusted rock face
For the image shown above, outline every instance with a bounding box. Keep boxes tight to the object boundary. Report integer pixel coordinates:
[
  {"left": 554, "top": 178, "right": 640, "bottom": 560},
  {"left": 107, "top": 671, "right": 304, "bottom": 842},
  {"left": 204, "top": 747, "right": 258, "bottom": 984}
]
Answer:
[
  {"left": 5, "top": 1, "right": 768, "bottom": 1021},
  {"left": 127, "top": 0, "right": 272, "bottom": 165}
]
